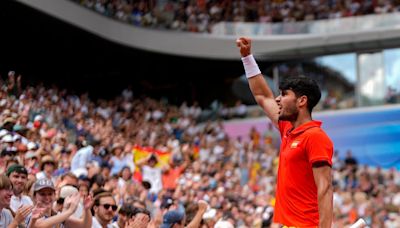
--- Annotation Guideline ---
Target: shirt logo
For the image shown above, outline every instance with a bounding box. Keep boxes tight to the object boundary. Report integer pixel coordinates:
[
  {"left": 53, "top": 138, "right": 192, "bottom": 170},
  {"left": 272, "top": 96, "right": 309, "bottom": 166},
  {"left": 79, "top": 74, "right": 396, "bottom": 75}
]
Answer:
[{"left": 291, "top": 140, "right": 300, "bottom": 148}]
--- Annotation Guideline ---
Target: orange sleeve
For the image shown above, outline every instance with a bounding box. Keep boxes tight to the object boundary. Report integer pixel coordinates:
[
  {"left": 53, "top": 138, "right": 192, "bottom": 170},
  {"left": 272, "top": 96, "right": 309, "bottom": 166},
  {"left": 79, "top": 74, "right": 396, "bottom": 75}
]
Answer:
[{"left": 306, "top": 130, "right": 333, "bottom": 166}]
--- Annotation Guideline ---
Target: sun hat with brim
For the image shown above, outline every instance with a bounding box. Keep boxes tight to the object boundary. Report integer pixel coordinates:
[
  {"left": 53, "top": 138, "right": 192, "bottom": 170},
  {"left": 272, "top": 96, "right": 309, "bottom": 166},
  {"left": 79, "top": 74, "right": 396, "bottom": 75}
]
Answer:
[{"left": 2, "top": 117, "right": 15, "bottom": 125}]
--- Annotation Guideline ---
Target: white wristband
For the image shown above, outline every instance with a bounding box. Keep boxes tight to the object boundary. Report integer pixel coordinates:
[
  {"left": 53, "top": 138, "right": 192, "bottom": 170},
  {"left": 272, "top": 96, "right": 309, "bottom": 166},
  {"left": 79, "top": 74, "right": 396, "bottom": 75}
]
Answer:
[{"left": 241, "top": 54, "right": 261, "bottom": 79}]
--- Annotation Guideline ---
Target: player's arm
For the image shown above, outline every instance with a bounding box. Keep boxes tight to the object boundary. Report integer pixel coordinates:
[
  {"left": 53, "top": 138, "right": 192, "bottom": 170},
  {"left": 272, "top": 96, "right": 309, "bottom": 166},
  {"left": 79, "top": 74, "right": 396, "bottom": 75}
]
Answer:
[
  {"left": 237, "top": 37, "right": 279, "bottom": 128},
  {"left": 312, "top": 161, "right": 333, "bottom": 228}
]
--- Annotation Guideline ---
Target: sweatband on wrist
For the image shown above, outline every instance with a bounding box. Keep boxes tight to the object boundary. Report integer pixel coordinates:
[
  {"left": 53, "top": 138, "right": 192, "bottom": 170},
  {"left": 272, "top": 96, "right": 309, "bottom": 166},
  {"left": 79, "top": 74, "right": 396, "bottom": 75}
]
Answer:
[{"left": 241, "top": 54, "right": 261, "bottom": 79}]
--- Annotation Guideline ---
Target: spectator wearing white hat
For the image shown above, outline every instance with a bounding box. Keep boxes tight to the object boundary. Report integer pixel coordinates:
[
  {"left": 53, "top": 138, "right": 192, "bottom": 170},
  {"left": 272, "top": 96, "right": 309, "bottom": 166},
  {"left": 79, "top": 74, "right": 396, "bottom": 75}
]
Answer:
[{"left": 55, "top": 185, "right": 84, "bottom": 219}]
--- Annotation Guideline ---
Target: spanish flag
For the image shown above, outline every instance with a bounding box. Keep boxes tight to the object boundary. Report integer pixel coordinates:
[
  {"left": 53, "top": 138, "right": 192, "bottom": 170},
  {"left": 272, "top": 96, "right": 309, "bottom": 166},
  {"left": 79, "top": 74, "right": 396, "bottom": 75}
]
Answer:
[{"left": 132, "top": 146, "right": 172, "bottom": 181}]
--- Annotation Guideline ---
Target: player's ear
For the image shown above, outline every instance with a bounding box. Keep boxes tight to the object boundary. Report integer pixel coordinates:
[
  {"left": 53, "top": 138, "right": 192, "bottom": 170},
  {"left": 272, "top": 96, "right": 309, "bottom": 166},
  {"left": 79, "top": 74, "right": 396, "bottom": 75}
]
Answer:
[{"left": 298, "top": 95, "right": 307, "bottom": 107}]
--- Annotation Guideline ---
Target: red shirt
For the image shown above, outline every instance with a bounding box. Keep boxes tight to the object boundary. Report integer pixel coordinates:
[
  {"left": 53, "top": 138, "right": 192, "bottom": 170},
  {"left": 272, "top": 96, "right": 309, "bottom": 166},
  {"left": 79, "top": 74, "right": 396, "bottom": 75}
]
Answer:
[
  {"left": 273, "top": 120, "right": 333, "bottom": 227},
  {"left": 162, "top": 165, "right": 185, "bottom": 190}
]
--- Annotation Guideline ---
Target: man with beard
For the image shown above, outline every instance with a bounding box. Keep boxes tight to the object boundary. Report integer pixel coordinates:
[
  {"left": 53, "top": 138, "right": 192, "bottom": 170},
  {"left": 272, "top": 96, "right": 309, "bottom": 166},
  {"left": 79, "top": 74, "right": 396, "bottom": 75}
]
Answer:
[
  {"left": 6, "top": 164, "right": 33, "bottom": 212},
  {"left": 237, "top": 37, "right": 333, "bottom": 228},
  {"left": 92, "top": 192, "right": 117, "bottom": 228}
]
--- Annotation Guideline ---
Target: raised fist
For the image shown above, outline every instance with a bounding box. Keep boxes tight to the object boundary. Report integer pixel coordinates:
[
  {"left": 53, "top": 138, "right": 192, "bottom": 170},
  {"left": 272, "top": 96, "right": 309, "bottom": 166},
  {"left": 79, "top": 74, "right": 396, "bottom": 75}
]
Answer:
[{"left": 236, "top": 37, "right": 252, "bottom": 57}]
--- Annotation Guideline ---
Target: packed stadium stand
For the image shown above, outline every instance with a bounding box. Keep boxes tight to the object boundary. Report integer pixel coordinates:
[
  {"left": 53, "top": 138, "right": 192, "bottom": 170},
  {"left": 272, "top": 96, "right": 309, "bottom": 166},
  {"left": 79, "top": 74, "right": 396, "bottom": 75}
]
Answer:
[{"left": 0, "top": 0, "right": 400, "bottom": 227}]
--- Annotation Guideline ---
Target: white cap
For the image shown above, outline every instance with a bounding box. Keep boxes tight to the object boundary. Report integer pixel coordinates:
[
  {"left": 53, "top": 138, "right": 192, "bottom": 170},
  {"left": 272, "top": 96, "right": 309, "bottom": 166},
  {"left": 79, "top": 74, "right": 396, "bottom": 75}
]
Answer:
[
  {"left": 2, "top": 134, "right": 14, "bottom": 143},
  {"left": 27, "top": 142, "right": 37, "bottom": 151},
  {"left": 0, "top": 129, "right": 9, "bottom": 138},
  {"left": 34, "top": 115, "right": 43, "bottom": 122}
]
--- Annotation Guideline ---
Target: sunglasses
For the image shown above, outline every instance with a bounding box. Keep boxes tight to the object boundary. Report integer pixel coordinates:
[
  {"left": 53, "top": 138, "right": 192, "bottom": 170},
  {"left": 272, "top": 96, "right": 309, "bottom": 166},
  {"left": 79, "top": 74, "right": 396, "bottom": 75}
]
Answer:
[{"left": 101, "top": 204, "right": 118, "bottom": 211}]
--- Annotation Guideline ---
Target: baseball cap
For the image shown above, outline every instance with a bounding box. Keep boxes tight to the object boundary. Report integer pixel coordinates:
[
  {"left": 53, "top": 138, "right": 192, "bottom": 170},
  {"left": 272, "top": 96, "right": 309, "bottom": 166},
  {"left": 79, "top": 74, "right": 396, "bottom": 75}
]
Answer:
[
  {"left": 33, "top": 178, "right": 55, "bottom": 192},
  {"left": 2, "top": 134, "right": 14, "bottom": 143},
  {"left": 0, "top": 129, "right": 9, "bottom": 138},
  {"left": 27, "top": 142, "right": 38, "bottom": 151},
  {"left": 34, "top": 115, "right": 43, "bottom": 122},
  {"left": 6, "top": 164, "right": 28, "bottom": 176},
  {"left": 160, "top": 197, "right": 174, "bottom": 209},
  {"left": 160, "top": 210, "right": 185, "bottom": 228}
]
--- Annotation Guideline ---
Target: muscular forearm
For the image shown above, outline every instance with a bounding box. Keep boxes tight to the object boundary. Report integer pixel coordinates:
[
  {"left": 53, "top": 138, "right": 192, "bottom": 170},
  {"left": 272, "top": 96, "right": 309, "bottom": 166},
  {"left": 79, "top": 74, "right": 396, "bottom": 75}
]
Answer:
[
  {"left": 313, "top": 164, "right": 333, "bottom": 228},
  {"left": 318, "top": 184, "right": 333, "bottom": 228},
  {"left": 248, "top": 75, "right": 275, "bottom": 102}
]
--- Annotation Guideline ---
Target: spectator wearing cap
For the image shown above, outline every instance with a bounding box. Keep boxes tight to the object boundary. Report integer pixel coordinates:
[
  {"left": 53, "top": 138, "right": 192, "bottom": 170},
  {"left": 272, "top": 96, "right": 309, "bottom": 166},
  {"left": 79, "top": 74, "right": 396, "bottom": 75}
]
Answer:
[
  {"left": 160, "top": 200, "right": 209, "bottom": 228},
  {"left": 161, "top": 210, "right": 185, "bottom": 228},
  {"left": 0, "top": 149, "right": 14, "bottom": 174},
  {"left": 2, "top": 134, "right": 17, "bottom": 152},
  {"left": 6, "top": 164, "right": 33, "bottom": 212},
  {"left": 55, "top": 185, "right": 84, "bottom": 219},
  {"left": 92, "top": 192, "right": 118, "bottom": 228},
  {"left": 2, "top": 117, "right": 16, "bottom": 132},
  {"left": 36, "top": 155, "right": 56, "bottom": 184},
  {"left": 27, "top": 178, "right": 93, "bottom": 228},
  {"left": 24, "top": 149, "right": 39, "bottom": 175},
  {"left": 0, "top": 174, "right": 13, "bottom": 227}
]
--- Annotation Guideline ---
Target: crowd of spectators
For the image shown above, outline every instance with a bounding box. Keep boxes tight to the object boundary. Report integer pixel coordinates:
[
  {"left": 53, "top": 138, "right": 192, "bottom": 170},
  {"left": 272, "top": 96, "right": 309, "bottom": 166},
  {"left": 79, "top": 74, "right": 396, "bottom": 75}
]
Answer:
[
  {"left": 0, "top": 70, "right": 399, "bottom": 227},
  {"left": 71, "top": 0, "right": 400, "bottom": 33}
]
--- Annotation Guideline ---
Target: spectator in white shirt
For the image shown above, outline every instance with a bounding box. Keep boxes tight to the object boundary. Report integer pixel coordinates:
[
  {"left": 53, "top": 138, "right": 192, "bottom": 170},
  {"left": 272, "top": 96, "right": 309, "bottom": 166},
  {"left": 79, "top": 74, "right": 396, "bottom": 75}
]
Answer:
[{"left": 6, "top": 164, "right": 33, "bottom": 212}]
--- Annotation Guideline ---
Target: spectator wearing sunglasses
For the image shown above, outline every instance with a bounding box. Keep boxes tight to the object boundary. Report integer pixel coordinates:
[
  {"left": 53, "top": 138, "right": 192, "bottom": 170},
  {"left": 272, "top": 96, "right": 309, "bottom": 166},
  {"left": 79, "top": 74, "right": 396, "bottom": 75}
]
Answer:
[{"left": 92, "top": 192, "right": 118, "bottom": 228}]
